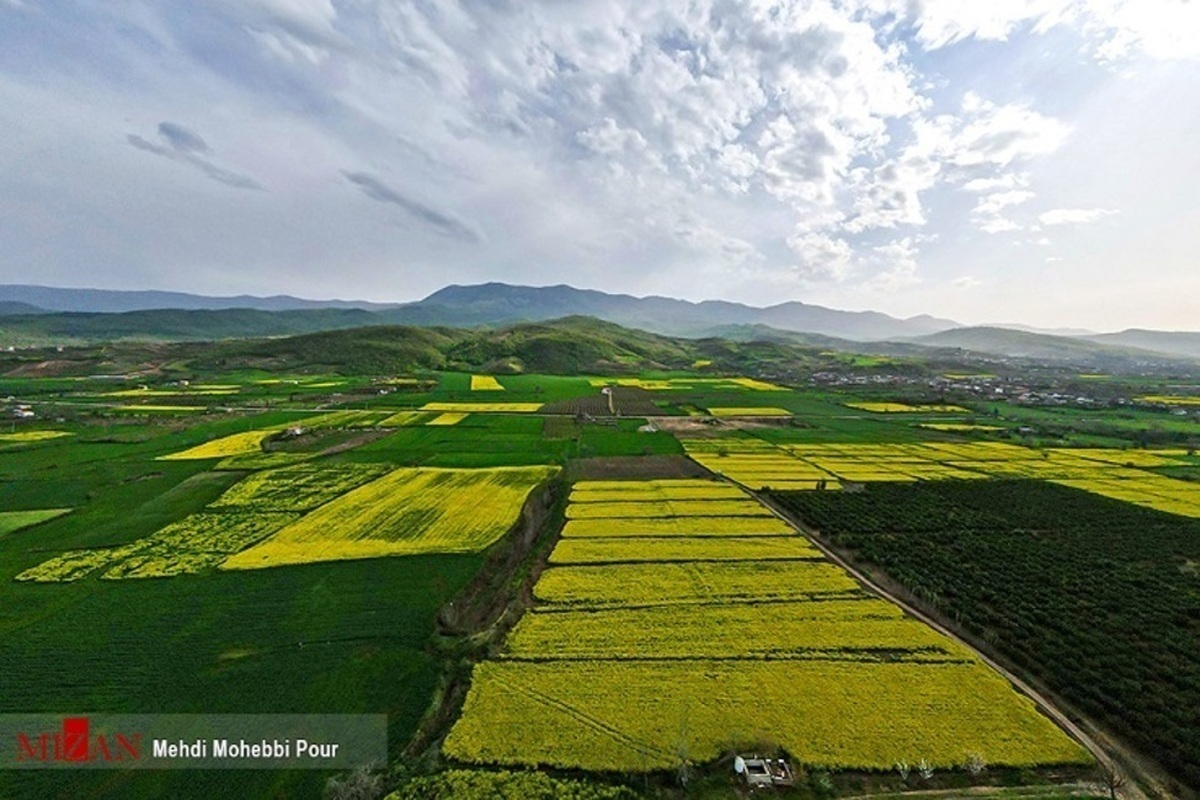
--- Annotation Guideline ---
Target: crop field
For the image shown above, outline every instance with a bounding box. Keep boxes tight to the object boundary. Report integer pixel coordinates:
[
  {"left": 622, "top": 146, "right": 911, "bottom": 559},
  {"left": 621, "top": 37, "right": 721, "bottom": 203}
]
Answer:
[
  {"left": 0, "top": 405, "right": 487, "bottom": 798},
  {"left": 547, "top": 535, "right": 823, "bottom": 564},
  {"left": 0, "top": 430, "right": 73, "bottom": 444},
  {"left": 114, "top": 404, "right": 206, "bottom": 413},
  {"left": 222, "top": 466, "right": 557, "bottom": 569},
  {"left": 587, "top": 377, "right": 786, "bottom": 392},
  {"left": 565, "top": 498, "right": 773, "bottom": 518},
  {"left": 378, "top": 410, "right": 431, "bottom": 426},
  {"left": 540, "top": 387, "right": 666, "bottom": 416},
  {"left": 846, "top": 402, "right": 972, "bottom": 413},
  {"left": 208, "top": 463, "right": 393, "bottom": 511},
  {"left": 16, "top": 512, "right": 301, "bottom": 581},
  {"left": 421, "top": 402, "right": 544, "bottom": 413},
  {"left": 470, "top": 375, "right": 505, "bottom": 391},
  {"left": 570, "top": 479, "right": 747, "bottom": 502},
  {"left": 0, "top": 508, "right": 71, "bottom": 536},
  {"left": 1137, "top": 394, "right": 1200, "bottom": 406},
  {"left": 446, "top": 477, "right": 1088, "bottom": 773},
  {"left": 560, "top": 515, "right": 795, "bottom": 537},
  {"left": 682, "top": 437, "right": 1200, "bottom": 516},
  {"left": 706, "top": 406, "right": 792, "bottom": 416},
  {"left": 773, "top": 479, "right": 1200, "bottom": 788},
  {"left": 159, "top": 429, "right": 278, "bottom": 460},
  {"left": 427, "top": 411, "right": 469, "bottom": 425}
]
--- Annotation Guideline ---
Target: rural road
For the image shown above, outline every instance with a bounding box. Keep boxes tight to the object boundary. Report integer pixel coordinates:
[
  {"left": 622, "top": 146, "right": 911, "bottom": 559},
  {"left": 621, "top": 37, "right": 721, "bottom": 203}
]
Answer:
[{"left": 746, "top": 487, "right": 1149, "bottom": 800}]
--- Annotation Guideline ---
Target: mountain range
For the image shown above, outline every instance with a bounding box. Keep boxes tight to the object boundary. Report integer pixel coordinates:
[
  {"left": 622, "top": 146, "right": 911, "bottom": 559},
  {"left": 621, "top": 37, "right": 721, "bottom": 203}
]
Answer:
[{"left": 2, "top": 282, "right": 1199, "bottom": 366}]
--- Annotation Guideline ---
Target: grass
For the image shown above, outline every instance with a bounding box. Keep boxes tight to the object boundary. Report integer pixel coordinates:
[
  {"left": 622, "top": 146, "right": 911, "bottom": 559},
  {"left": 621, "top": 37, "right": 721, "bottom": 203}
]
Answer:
[
  {"left": 0, "top": 508, "right": 71, "bottom": 536},
  {"left": 0, "top": 555, "right": 482, "bottom": 799}
]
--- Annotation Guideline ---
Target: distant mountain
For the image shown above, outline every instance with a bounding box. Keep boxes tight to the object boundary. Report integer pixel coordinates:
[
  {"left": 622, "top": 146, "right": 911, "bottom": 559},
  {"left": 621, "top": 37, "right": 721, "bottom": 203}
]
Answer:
[
  {"left": 911, "top": 326, "right": 1196, "bottom": 367},
  {"left": 987, "top": 322, "right": 1096, "bottom": 337},
  {"left": 395, "top": 282, "right": 959, "bottom": 340},
  {"left": 0, "top": 301, "right": 44, "bottom": 315},
  {"left": 1086, "top": 329, "right": 1200, "bottom": 360},
  {"left": 0, "top": 285, "right": 398, "bottom": 313}
]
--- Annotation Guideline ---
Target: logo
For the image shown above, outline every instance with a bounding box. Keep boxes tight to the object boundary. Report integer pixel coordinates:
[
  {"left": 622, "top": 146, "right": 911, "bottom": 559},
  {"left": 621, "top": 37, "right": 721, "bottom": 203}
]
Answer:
[{"left": 15, "top": 717, "right": 142, "bottom": 763}]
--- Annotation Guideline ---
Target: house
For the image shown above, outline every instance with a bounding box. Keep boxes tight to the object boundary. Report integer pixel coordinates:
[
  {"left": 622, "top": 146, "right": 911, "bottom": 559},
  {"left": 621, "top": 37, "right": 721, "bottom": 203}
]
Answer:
[{"left": 734, "top": 755, "right": 795, "bottom": 788}]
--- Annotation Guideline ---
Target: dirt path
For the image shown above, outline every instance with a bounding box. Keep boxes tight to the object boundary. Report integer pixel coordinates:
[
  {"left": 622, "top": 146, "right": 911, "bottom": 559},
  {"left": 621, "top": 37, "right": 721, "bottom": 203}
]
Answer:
[{"left": 748, "top": 489, "right": 1150, "bottom": 800}]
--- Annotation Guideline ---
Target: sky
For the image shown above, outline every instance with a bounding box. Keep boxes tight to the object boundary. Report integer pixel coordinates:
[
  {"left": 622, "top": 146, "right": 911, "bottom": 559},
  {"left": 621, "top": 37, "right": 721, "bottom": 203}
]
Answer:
[{"left": 1, "top": 1, "right": 1198, "bottom": 331}]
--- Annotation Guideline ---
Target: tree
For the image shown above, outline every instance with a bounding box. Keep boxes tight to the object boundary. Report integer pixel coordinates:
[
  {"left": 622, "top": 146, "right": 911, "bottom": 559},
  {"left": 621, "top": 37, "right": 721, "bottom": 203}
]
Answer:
[
  {"left": 1099, "top": 761, "right": 1127, "bottom": 800},
  {"left": 324, "top": 764, "right": 385, "bottom": 800}
]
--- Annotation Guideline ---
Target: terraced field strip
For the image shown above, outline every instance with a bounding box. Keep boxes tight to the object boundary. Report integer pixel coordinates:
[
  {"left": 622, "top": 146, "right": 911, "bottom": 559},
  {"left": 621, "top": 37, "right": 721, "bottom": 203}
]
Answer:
[
  {"left": 427, "top": 412, "right": 469, "bottom": 426},
  {"left": 379, "top": 410, "right": 430, "bottom": 427},
  {"left": 534, "top": 560, "right": 863, "bottom": 606},
  {"left": 0, "top": 430, "right": 73, "bottom": 443},
  {"left": 470, "top": 375, "right": 505, "bottom": 391},
  {"left": 560, "top": 516, "right": 795, "bottom": 538},
  {"left": 845, "top": 402, "right": 971, "bottom": 413},
  {"left": 447, "top": 659, "right": 1089, "bottom": 772},
  {"left": 565, "top": 498, "right": 773, "bottom": 519},
  {"left": 0, "top": 508, "right": 71, "bottom": 536},
  {"left": 706, "top": 407, "right": 792, "bottom": 417},
  {"left": 421, "top": 402, "right": 543, "bottom": 413},
  {"left": 548, "top": 535, "right": 823, "bottom": 564}
]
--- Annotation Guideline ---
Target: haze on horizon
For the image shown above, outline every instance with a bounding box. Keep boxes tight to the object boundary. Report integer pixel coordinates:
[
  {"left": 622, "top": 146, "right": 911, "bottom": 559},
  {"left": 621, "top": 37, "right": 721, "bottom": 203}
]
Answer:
[{"left": 2, "top": 1, "right": 1198, "bottom": 332}]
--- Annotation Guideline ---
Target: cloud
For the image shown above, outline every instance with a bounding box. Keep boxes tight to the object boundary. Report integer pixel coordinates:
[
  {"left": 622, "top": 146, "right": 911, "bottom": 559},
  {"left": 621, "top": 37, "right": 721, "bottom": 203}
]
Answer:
[
  {"left": 343, "top": 171, "right": 481, "bottom": 243},
  {"left": 911, "top": 0, "right": 1200, "bottom": 61},
  {"left": 127, "top": 122, "right": 263, "bottom": 191},
  {"left": 952, "top": 275, "right": 981, "bottom": 289},
  {"left": 1038, "top": 208, "right": 1119, "bottom": 225}
]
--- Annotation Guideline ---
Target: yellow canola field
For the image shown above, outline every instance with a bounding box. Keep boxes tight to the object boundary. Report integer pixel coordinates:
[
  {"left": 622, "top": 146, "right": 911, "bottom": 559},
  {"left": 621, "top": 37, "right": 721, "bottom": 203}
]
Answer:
[
  {"left": 221, "top": 466, "right": 558, "bottom": 570},
  {"left": 534, "top": 560, "right": 861, "bottom": 606},
  {"left": 15, "top": 512, "right": 299, "bottom": 582},
  {"left": 444, "top": 660, "right": 1091, "bottom": 772},
  {"left": 427, "top": 412, "right": 469, "bottom": 426},
  {"left": 570, "top": 485, "right": 747, "bottom": 503},
  {"left": 565, "top": 499, "right": 773, "bottom": 519},
  {"left": 846, "top": 402, "right": 971, "bottom": 413},
  {"left": 548, "top": 535, "right": 822, "bottom": 565},
  {"left": 209, "top": 463, "right": 392, "bottom": 511},
  {"left": 422, "top": 402, "right": 543, "bottom": 413},
  {"left": 707, "top": 407, "right": 792, "bottom": 417},
  {"left": 159, "top": 429, "right": 277, "bottom": 460},
  {"left": 1137, "top": 395, "right": 1200, "bottom": 406},
  {"left": 573, "top": 479, "right": 735, "bottom": 491},
  {"left": 0, "top": 430, "right": 73, "bottom": 443},
  {"left": 505, "top": 600, "right": 966, "bottom": 661},
  {"left": 470, "top": 375, "right": 505, "bottom": 391},
  {"left": 560, "top": 516, "right": 795, "bottom": 538},
  {"left": 115, "top": 405, "right": 205, "bottom": 413},
  {"left": 379, "top": 411, "right": 429, "bottom": 426}
]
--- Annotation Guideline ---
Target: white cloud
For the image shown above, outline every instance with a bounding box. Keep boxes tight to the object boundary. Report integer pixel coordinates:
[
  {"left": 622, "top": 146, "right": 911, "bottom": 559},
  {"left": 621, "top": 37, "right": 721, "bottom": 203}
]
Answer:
[
  {"left": 865, "top": 237, "right": 922, "bottom": 292},
  {"left": 953, "top": 275, "right": 981, "bottom": 289},
  {"left": 912, "top": 0, "right": 1200, "bottom": 60},
  {"left": 1039, "top": 207, "right": 1119, "bottom": 225}
]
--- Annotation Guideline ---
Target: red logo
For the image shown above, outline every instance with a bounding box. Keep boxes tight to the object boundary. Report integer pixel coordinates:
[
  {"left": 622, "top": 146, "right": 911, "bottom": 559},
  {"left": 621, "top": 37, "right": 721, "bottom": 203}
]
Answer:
[{"left": 16, "top": 717, "right": 142, "bottom": 763}]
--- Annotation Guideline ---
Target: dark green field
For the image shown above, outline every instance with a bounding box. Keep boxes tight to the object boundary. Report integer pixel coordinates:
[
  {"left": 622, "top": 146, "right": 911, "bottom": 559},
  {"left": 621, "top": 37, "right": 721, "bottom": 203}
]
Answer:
[{"left": 771, "top": 480, "right": 1200, "bottom": 793}]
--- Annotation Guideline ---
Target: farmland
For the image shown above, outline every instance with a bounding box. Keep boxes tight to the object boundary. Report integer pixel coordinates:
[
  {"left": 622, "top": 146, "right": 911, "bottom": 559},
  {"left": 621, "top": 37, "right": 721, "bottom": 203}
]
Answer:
[
  {"left": 772, "top": 480, "right": 1200, "bottom": 791},
  {"left": 1, "top": 350, "right": 1197, "bottom": 798},
  {"left": 445, "top": 477, "right": 1089, "bottom": 773}
]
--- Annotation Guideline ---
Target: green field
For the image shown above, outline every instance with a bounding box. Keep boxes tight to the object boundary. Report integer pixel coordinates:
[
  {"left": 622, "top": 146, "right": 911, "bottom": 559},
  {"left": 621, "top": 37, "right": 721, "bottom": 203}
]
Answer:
[{"left": 3, "top": 357, "right": 1196, "bottom": 797}]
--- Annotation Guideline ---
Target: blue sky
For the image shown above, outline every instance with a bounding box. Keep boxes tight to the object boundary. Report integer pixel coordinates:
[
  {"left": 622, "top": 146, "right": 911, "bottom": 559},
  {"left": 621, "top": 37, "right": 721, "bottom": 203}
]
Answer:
[{"left": 1, "top": 0, "right": 1198, "bottom": 330}]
